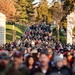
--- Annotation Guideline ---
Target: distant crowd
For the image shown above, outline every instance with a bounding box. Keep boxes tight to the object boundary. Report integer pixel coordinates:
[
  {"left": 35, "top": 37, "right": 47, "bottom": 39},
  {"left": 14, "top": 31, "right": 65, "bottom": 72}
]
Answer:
[{"left": 0, "top": 22, "right": 75, "bottom": 75}]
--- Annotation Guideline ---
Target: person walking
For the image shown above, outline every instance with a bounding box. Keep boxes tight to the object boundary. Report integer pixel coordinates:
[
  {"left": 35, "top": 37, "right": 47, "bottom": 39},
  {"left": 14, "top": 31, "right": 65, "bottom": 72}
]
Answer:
[
  {"left": 25, "top": 56, "right": 36, "bottom": 72},
  {"left": 13, "top": 51, "right": 29, "bottom": 75},
  {"left": 50, "top": 55, "right": 72, "bottom": 75},
  {"left": 30, "top": 52, "right": 52, "bottom": 75},
  {"left": 0, "top": 50, "right": 21, "bottom": 75}
]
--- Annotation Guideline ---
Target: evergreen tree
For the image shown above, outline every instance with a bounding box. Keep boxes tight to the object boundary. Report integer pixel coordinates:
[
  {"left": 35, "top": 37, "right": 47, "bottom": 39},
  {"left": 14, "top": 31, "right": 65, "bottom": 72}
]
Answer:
[
  {"left": 14, "top": 0, "right": 35, "bottom": 24},
  {"left": 37, "top": 0, "right": 52, "bottom": 23},
  {"left": 14, "top": 0, "right": 28, "bottom": 24},
  {"left": 26, "top": 0, "right": 35, "bottom": 23}
]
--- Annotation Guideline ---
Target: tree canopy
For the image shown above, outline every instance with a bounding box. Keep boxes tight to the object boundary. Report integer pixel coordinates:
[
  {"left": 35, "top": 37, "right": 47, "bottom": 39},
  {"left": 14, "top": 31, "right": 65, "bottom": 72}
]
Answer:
[
  {"left": 0, "top": 0, "right": 75, "bottom": 25},
  {"left": 14, "top": 0, "right": 35, "bottom": 24},
  {"left": 0, "top": 0, "right": 16, "bottom": 21},
  {"left": 37, "top": 0, "right": 52, "bottom": 23}
]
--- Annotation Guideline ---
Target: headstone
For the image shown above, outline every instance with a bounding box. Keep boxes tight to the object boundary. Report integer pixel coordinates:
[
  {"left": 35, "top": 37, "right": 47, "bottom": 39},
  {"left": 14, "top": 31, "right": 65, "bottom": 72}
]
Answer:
[
  {"left": 0, "top": 13, "right": 6, "bottom": 45},
  {"left": 67, "top": 12, "right": 75, "bottom": 45}
]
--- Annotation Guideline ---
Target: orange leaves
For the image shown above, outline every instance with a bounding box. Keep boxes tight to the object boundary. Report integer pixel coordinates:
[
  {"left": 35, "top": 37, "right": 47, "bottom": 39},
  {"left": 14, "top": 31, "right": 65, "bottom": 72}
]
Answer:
[{"left": 0, "top": 0, "right": 16, "bottom": 20}]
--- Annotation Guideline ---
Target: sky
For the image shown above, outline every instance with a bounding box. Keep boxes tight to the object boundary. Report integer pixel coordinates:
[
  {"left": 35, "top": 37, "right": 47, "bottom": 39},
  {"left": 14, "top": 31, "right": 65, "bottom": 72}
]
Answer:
[{"left": 34, "top": 0, "right": 53, "bottom": 3}]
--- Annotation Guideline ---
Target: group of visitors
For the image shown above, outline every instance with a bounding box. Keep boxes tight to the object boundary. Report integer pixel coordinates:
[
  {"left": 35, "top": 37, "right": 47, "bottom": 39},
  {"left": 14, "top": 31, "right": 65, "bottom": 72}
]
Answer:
[{"left": 0, "top": 22, "right": 75, "bottom": 75}]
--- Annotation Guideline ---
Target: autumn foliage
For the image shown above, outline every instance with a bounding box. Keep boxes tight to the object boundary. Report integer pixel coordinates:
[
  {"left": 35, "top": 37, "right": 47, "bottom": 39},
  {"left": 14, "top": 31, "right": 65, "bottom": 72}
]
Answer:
[{"left": 0, "top": 0, "right": 16, "bottom": 20}]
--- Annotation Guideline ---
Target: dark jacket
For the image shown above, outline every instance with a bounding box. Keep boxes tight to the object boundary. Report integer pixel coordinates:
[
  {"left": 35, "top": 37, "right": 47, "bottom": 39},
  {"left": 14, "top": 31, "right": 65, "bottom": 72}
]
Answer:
[
  {"left": 30, "top": 67, "right": 52, "bottom": 75},
  {"left": 18, "top": 64, "right": 30, "bottom": 75},
  {"left": 63, "top": 66, "right": 72, "bottom": 75},
  {"left": 0, "top": 63, "right": 21, "bottom": 75},
  {"left": 5, "top": 67, "right": 21, "bottom": 75},
  {"left": 50, "top": 66, "right": 72, "bottom": 75}
]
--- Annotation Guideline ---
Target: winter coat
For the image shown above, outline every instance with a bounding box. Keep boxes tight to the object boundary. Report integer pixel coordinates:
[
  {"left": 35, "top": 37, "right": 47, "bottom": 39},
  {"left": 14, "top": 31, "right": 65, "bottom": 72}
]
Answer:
[
  {"left": 72, "top": 62, "right": 75, "bottom": 75},
  {"left": 50, "top": 66, "right": 72, "bottom": 75},
  {"left": 30, "top": 67, "right": 52, "bottom": 75},
  {"left": 18, "top": 64, "right": 30, "bottom": 75},
  {"left": 0, "top": 62, "right": 21, "bottom": 75},
  {"left": 63, "top": 66, "right": 73, "bottom": 75},
  {"left": 5, "top": 67, "right": 21, "bottom": 75}
]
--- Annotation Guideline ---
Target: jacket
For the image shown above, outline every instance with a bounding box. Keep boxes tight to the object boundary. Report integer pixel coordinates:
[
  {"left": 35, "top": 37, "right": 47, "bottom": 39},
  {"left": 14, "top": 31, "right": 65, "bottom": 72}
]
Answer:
[
  {"left": 18, "top": 64, "right": 29, "bottom": 75},
  {"left": 0, "top": 62, "right": 21, "bottom": 75},
  {"left": 50, "top": 66, "right": 72, "bottom": 75},
  {"left": 30, "top": 67, "right": 52, "bottom": 75}
]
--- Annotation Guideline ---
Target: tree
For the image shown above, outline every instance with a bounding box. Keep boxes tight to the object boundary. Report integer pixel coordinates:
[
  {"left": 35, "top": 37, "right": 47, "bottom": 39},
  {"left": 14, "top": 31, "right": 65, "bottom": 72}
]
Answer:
[
  {"left": 50, "top": 2, "right": 65, "bottom": 42},
  {"left": 60, "top": 0, "right": 75, "bottom": 30},
  {"left": 14, "top": 0, "right": 28, "bottom": 24},
  {"left": 63, "top": 0, "right": 75, "bottom": 15},
  {"left": 37, "top": 0, "right": 52, "bottom": 23},
  {"left": 0, "top": 0, "right": 16, "bottom": 21},
  {"left": 14, "top": 0, "right": 35, "bottom": 24}
]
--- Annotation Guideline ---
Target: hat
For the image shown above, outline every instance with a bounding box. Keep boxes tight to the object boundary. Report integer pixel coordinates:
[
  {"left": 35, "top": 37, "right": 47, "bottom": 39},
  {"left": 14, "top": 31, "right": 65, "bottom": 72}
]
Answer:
[
  {"left": 13, "top": 48, "right": 17, "bottom": 51},
  {"left": 24, "top": 53, "right": 30, "bottom": 58},
  {"left": 13, "top": 51, "right": 22, "bottom": 57},
  {"left": 0, "top": 50, "right": 10, "bottom": 59},
  {"left": 31, "top": 48, "right": 38, "bottom": 53},
  {"left": 40, "top": 51, "right": 49, "bottom": 56},
  {"left": 54, "top": 55, "right": 63, "bottom": 63}
]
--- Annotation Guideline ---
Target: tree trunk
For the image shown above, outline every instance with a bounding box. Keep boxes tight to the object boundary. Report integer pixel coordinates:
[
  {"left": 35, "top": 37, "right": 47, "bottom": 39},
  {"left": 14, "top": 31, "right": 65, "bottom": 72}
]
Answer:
[{"left": 56, "top": 24, "right": 60, "bottom": 43}]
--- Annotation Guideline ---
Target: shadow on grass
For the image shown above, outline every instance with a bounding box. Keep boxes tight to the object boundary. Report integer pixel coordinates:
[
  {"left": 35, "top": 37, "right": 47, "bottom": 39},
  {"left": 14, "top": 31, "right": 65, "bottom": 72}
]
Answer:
[
  {"left": 6, "top": 24, "right": 27, "bottom": 42},
  {"left": 53, "top": 28, "right": 66, "bottom": 44},
  {"left": 6, "top": 34, "right": 13, "bottom": 42},
  {"left": 15, "top": 24, "right": 26, "bottom": 32},
  {"left": 6, "top": 28, "right": 23, "bottom": 36}
]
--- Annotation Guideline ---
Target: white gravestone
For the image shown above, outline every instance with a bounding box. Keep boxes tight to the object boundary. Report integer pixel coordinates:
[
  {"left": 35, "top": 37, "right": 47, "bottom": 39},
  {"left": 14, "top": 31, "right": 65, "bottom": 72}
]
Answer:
[
  {"left": 67, "top": 12, "right": 75, "bottom": 45},
  {"left": 0, "top": 13, "right": 6, "bottom": 45}
]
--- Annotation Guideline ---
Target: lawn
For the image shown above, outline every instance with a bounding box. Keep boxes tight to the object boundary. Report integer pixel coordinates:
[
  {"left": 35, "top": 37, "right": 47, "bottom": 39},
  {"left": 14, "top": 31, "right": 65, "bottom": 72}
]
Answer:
[
  {"left": 53, "top": 28, "right": 66, "bottom": 44},
  {"left": 6, "top": 23, "right": 27, "bottom": 43},
  {"left": 73, "top": 27, "right": 75, "bottom": 33}
]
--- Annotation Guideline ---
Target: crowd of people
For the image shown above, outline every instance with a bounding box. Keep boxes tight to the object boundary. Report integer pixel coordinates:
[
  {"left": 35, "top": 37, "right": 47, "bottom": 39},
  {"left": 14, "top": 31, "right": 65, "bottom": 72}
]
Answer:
[{"left": 0, "top": 22, "right": 75, "bottom": 75}]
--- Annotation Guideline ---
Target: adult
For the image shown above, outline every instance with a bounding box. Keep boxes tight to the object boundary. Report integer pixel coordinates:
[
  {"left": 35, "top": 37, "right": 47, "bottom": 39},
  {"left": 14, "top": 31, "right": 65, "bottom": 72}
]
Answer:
[
  {"left": 63, "top": 57, "right": 72, "bottom": 75},
  {"left": 72, "top": 56, "right": 75, "bottom": 75},
  {"left": 13, "top": 51, "right": 29, "bottom": 75},
  {"left": 0, "top": 50, "right": 21, "bottom": 75},
  {"left": 30, "top": 52, "right": 52, "bottom": 75},
  {"left": 26, "top": 56, "right": 36, "bottom": 72},
  {"left": 50, "top": 55, "right": 72, "bottom": 75}
]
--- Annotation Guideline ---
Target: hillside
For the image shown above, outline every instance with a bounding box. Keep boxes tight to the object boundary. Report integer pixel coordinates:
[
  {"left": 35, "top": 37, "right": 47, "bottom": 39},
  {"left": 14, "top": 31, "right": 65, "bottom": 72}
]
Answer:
[{"left": 6, "top": 24, "right": 27, "bottom": 43}]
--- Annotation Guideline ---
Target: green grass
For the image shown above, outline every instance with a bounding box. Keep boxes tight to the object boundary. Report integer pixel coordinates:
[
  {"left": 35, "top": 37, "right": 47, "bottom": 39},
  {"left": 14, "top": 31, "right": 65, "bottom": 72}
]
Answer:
[
  {"left": 6, "top": 24, "right": 66, "bottom": 44},
  {"left": 73, "top": 28, "right": 75, "bottom": 33},
  {"left": 6, "top": 24, "right": 27, "bottom": 43},
  {"left": 53, "top": 28, "right": 66, "bottom": 44}
]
